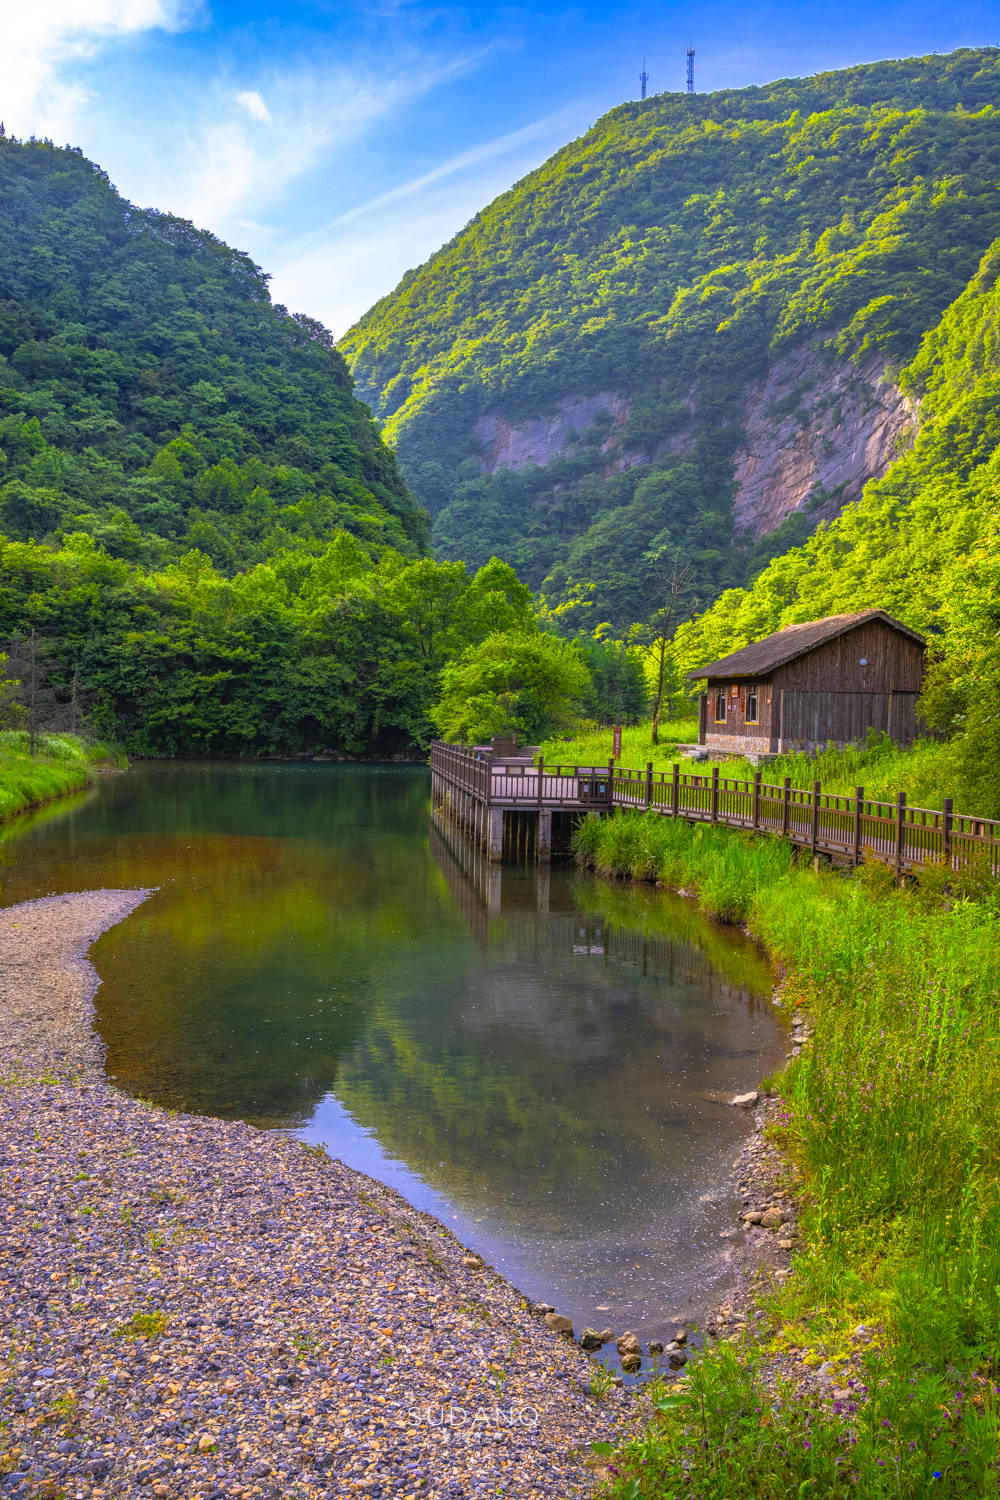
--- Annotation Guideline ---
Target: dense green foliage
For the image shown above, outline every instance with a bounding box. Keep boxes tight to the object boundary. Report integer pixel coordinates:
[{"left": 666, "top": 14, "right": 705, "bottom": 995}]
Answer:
[
  {"left": 0, "top": 137, "right": 427, "bottom": 566},
  {"left": 674, "top": 229, "right": 1000, "bottom": 810},
  {"left": 0, "top": 137, "right": 580, "bottom": 756},
  {"left": 342, "top": 48, "right": 1000, "bottom": 620},
  {"left": 576, "top": 812, "right": 1000, "bottom": 1498},
  {"left": 0, "top": 533, "right": 549, "bottom": 756},
  {"left": 430, "top": 628, "right": 591, "bottom": 744}
]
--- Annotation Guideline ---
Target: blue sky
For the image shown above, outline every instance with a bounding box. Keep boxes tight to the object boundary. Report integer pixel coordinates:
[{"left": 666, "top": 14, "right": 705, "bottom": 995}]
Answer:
[{"left": 3, "top": 1, "right": 998, "bottom": 335}]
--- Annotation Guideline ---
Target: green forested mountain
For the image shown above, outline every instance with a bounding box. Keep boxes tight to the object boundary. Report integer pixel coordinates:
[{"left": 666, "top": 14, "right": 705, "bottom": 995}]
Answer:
[
  {"left": 672, "top": 230, "right": 1000, "bottom": 802},
  {"left": 341, "top": 48, "right": 1000, "bottom": 622},
  {"left": 0, "top": 138, "right": 564, "bottom": 757},
  {"left": 0, "top": 137, "right": 427, "bottom": 566}
]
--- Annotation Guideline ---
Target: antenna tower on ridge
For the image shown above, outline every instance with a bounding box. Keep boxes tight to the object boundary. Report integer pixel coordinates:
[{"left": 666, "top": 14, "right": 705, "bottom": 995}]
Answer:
[
  {"left": 686, "top": 45, "right": 695, "bottom": 93},
  {"left": 640, "top": 58, "right": 649, "bottom": 99}
]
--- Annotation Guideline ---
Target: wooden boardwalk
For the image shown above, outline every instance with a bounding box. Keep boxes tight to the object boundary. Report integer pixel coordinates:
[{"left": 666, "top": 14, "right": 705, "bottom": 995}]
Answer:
[{"left": 430, "top": 741, "right": 1000, "bottom": 872}]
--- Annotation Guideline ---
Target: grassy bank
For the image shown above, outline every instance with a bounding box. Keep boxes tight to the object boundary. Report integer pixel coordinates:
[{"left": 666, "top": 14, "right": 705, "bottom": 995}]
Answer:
[
  {"left": 576, "top": 812, "right": 1000, "bottom": 1498},
  {"left": 0, "top": 732, "right": 114, "bottom": 822},
  {"left": 539, "top": 717, "right": 699, "bottom": 770}
]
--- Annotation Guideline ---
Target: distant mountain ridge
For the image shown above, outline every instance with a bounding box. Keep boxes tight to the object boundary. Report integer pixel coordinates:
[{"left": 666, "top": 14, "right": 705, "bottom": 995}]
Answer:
[{"left": 341, "top": 47, "right": 1000, "bottom": 623}]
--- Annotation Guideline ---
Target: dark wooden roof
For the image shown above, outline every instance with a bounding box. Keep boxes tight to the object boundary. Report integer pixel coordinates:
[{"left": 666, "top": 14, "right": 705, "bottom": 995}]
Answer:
[{"left": 685, "top": 610, "right": 926, "bottom": 681}]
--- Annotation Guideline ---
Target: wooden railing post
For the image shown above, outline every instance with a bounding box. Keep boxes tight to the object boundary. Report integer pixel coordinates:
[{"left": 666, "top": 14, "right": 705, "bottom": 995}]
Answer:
[
  {"left": 645, "top": 762, "right": 653, "bottom": 810},
  {"left": 896, "top": 791, "right": 907, "bottom": 874},
  {"left": 711, "top": 765, "right": 719, "bottom": 824},
  {"left": 671, "top": 762, "right": 680, "bottom": 818},
  {"left": 811, "top": 780, "right": 820, "bottom": 855},
  {"left": 752, "top": 771, "right": 761, "bottom": 831},
  {"left": 853, "top": 785, "right": 864, "bottom": 867},
  {"left": 608, "top": 760, "right": 615, "bottom": 808},
  {"left": 782, "top": 776, "right": 791, "bottom": 837},
  {"left": 943, "top": 796, "right": 953, "bottom": 867},
  {"left": 537, "top": 754, "right": 544, "bottom": 808}
]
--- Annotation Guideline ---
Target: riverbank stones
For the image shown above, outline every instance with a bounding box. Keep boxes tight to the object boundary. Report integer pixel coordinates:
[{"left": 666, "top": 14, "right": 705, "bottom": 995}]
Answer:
[{"left": 0, "top": 890, "right": 635, "bottom": 1499}]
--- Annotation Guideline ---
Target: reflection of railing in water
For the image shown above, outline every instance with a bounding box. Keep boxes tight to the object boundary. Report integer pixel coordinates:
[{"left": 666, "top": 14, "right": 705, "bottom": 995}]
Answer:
[{"left": 429, "top": 817, "right": 765, "bottom": 1009}]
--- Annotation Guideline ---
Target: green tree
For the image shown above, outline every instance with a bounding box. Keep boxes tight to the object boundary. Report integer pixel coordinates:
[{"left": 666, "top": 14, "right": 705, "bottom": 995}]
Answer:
[{"left": 431, "top": 632, "right": 592, "bottom": 745}]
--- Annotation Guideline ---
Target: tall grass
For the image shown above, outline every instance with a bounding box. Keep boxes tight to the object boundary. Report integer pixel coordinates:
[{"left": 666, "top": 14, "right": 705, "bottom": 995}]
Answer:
[
  {"left": 0, "top": 732, "right": 111, "bottom": 822},
  {"left": 538, "top": 716, "right": 699, "bottom": 770},
  {"left": 578, "top": 812, "right": 1000, "bottom": 1498}
]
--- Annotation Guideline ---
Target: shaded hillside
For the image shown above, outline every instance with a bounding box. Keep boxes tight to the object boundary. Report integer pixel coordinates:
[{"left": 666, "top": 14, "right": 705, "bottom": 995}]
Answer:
[
  {"left": 0, "top": 137, "right": 428, "bottom": 568},
  {"left": 342, "top": 48, "right": 1000, "bottom": 622}
]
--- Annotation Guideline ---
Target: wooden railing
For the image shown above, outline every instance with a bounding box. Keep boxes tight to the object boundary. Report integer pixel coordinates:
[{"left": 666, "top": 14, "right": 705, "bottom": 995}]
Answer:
[{"left": 429, "top": 744, "right": 1000, "bottom": 873}]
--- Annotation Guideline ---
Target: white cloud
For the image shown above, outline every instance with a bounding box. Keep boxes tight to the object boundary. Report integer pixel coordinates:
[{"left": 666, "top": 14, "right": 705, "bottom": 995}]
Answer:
[
  {"left": 138, "top": 52, "right": 478, "bottom": 244},
  {"left": 332, "top": 108, "right": 580, "bottom": 228},
  {"left": 0, "top": 0, "right": 196, "bottom": 140},
  {"left": 268, "top": 105, "right": 589, "bottom": 338},
  {"left": 235, "top": 89, "right": 272, "bottom": 124}
]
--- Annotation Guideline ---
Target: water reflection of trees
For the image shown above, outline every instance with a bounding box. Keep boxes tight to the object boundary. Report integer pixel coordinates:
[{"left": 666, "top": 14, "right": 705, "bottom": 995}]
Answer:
[{"left": 329, "top": 824, "right": 778, "bottom": 1222}]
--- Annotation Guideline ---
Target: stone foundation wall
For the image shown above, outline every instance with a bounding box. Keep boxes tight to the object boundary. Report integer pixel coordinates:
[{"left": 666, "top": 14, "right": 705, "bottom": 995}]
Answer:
[{"left": 703, "top": 732, "right": 774, "bottom": 756}]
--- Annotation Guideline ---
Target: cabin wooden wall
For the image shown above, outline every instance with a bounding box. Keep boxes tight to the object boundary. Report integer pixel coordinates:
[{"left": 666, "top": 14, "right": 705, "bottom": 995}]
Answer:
[
  {"left": 701, "top": 622, "right": 926, "bottom": 754},
  {"left": 771, "top": 621, "right": 924, "bottom": 695}
]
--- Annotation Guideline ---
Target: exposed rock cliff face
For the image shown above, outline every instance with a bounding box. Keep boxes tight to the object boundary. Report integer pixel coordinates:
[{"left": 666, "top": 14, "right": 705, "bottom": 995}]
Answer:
[
  {"left": 730, "top": 345, "right": 917, "bottom": 538},
  {"left": 471, "top": 343, "right": 916, "bottom": 541},
  {"left": 474, "top": 393, "right": 630, "bottom": 472}
]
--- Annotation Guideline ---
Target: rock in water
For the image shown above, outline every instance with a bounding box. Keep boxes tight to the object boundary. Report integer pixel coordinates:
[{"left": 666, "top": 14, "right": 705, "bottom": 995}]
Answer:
[
  {"left": 732, "top": 1091, "right": 759, "bottom": 1108},
  {"left": 579, "top": 1327, "right": 603, "bottom": 1350},
  {"left": 616, "top": 1331, "right": 640, "bottom": 1357}
]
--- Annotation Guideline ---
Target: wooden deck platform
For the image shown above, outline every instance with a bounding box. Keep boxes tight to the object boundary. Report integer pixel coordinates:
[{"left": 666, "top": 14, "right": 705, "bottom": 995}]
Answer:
[{"left": 430, "top": 741, "right": 1000, "bottom": 872}]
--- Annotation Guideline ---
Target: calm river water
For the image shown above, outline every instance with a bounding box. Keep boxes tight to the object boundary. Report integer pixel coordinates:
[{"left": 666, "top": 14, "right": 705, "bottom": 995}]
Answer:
[{"left": 0, "top": 762, "right": 786, "bottom": 1342}]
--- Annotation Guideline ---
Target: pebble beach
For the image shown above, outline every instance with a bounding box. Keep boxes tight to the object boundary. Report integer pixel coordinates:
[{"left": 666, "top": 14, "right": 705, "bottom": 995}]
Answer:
[{"left": 0, "top": 890, "right": 635, "bottom": 1500}]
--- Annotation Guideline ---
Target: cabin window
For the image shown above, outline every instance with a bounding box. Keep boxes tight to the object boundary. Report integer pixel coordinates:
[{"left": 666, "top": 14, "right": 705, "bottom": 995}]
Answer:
[
  {"left": 714, "top": 689, "right": 727, "bottom": 723},
  {"left": 745, "top": 685, "right": 759, "bottom": 724}
]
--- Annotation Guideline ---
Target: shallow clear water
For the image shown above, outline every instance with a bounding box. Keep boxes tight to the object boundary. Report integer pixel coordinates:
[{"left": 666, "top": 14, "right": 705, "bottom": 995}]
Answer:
[{"left": 0, "top": 761, "right": 785, "bottom": 1342}]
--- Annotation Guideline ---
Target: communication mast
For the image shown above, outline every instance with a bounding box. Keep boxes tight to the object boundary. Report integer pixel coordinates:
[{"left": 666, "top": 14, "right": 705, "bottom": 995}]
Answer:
[
  {"left": 640, "top": 58, "right": 649, "bottom": 99},
  {"left": 686, "top": 45, "right": 695, "bottom": 93}
]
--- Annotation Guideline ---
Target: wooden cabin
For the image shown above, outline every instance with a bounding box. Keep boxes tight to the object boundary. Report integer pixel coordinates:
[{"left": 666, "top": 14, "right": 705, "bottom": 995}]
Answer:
[{"left": 686, "top": 610, "right": 927, "bottom": 756}]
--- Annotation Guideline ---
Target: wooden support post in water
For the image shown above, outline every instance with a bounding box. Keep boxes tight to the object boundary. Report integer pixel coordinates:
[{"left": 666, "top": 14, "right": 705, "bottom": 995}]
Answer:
[
  {"left": 671, "top": 762, "right": 680, "bottom": 818},
  {"left": 782, "top": 776, "right": 791, "bottom": 837},
  {"left": 645, "top": 761, "right": 653, "bottom": 811},
  {"left": 488, "top": 808, "right": 504, "bottom": 862},
  {"left": 811, "top": 780, "right": 820, "bottom": 855},
  {"left": 853, "top": 785, "right": 864, "bottom": 867},
  {"left": 537, "top": 810, "right": 552, "bottom": 864},
  {"left": 711, "top": 765, "right": 719, "bottom": 824},
  {"left": 896, "top": 791, "right": 907, "bottom": 874},
  {"left": 943, "top": 796, "right": 953, "bottom": 867},
  {"left": 752, "top": 771, "right": 761, "bottom": 831}
]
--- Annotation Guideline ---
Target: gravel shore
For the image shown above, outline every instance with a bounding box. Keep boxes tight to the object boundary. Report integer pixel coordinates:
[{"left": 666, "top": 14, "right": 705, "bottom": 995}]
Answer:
[{"left": 0, "top": 891, "right": 634, "bottom": 1500}]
